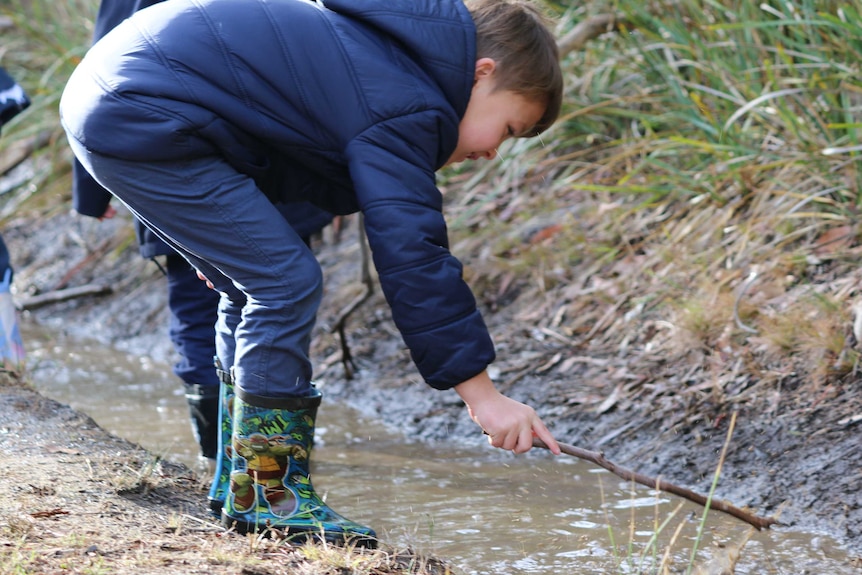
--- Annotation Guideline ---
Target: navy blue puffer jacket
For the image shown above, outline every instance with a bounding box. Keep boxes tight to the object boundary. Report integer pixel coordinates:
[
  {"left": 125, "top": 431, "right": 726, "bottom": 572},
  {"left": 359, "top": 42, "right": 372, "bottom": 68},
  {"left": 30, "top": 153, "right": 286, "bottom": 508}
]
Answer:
[{"left": 61, "top": 0, "right": 495, "bottom": 390}]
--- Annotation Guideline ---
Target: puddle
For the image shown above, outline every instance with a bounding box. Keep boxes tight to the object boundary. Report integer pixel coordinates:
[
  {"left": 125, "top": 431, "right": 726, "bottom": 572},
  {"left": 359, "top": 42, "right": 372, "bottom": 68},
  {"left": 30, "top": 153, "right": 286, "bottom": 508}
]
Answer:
[{"left": 20, "top": 323, "right": 858, "bottom": 574}]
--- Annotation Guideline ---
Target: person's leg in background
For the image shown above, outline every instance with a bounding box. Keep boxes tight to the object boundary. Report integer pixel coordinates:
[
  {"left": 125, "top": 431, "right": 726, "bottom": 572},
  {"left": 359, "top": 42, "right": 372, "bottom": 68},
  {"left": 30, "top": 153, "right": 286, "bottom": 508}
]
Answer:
[
  {"left": 0, "top": 232, "right": 25, "bottom": 372},
  {"left": 0, "top": 66, "right": 30, "bottom": 372},
  {"left": 165, "top": 251, "right": 221, "bottom": 467}
]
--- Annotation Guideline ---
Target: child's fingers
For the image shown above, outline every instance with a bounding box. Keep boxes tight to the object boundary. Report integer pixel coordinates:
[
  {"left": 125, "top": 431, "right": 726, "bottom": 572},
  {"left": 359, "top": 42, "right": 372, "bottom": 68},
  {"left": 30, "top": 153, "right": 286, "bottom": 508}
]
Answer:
[
  {"left": 532, "top": 419, "right": 561, "bottom": 455},
  {"left": 98, "top": 205, "right": 117, "bottom": 221},
  {"left": 195, "top": 269, "right": 215, "bottom": 289},
  {"left": 513, "top": 426, "right": 535, "bottom": 454}
]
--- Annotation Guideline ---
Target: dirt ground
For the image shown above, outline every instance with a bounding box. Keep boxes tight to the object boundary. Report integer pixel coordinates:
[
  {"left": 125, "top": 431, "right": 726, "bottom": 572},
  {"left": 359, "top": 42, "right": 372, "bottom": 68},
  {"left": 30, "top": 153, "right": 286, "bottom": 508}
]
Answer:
[
  {"left": 1, "top": 200, "right": 861, "bottom": 573},
  {"left": 0, "top": 375, "right": 456, "bottom": 574}
]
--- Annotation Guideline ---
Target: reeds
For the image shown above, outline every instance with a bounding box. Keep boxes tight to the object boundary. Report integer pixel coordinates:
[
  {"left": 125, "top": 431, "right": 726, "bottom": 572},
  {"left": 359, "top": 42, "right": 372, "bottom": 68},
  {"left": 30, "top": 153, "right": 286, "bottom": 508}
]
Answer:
[{"left": 444, "top": 0, "right": 862, "bottom": 410}]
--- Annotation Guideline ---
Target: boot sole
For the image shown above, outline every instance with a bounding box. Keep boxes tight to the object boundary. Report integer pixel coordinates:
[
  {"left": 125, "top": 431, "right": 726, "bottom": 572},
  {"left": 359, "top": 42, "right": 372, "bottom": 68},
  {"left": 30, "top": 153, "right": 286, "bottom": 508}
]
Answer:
[{"left": 221, "top": 512, "right": 378, "bottom": 549}]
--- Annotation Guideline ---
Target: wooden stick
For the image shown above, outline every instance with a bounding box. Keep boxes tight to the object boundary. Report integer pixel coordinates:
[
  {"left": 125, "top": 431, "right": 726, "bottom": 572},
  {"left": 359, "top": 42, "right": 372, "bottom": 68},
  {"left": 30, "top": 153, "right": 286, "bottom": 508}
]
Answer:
[
  {"left": 532, "top": 438, "right": 780, "bottom": 531},
  {"left": 17, "top": 284, "right": 113, "bottom": 311},
  {"left": 0, "top": 130, "right": 53, "bottom": 176},
  {"left": 331, "top": 215, "right": 374, "bottom": 379},
  {"left": 558, "top": 15, "right": 630, "bottom": 59}
]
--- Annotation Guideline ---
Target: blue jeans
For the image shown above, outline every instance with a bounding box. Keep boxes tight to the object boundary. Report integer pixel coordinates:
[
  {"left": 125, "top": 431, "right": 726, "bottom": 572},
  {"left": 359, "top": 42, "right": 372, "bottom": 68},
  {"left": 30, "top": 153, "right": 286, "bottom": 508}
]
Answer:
[{"left": 67, "top": 136, "right": 321, "bottom": 398}]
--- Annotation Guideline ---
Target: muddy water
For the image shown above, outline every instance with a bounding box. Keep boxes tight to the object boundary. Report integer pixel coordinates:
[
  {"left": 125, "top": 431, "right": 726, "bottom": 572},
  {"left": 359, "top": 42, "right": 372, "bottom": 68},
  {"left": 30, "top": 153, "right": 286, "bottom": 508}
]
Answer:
[{"left": 22, "top": 325, "right": 856, "bottom": 574}]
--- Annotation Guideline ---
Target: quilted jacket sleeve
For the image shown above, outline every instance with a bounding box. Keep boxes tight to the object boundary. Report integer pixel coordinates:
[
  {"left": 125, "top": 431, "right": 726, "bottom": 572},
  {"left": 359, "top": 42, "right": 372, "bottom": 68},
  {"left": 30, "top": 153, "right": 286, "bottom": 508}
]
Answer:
[{"left": 345, "top": 112, "right": 496, "bottom": 390}]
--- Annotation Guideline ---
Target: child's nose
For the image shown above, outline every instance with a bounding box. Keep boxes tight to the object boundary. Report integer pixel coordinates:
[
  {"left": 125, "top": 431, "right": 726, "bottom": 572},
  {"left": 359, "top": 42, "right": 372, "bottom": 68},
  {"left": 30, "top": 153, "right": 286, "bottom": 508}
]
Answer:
[{"left": 480, "top": 149, "right": 496, "bottom": 160}]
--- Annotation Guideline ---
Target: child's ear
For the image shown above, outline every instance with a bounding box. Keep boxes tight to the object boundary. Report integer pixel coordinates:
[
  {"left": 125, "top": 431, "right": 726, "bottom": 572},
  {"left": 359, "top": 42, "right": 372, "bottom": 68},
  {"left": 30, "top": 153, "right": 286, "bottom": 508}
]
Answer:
[{"left": 474, "top": 57, "right": 497, "bottom": 83}]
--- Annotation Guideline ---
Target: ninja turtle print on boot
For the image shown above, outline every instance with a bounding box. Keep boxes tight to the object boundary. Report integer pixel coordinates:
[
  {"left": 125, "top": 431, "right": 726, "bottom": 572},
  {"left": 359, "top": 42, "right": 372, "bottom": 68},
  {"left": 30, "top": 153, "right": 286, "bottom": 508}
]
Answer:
[{"left": 222, "top": 389, "right": 376, "bottom": 546}]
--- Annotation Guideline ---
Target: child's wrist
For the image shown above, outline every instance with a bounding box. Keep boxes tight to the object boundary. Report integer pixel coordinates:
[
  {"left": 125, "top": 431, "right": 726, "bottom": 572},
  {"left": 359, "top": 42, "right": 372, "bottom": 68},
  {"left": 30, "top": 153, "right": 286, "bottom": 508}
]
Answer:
[{"left": 453, "top": 370, "right": 498, "bottom": 405}]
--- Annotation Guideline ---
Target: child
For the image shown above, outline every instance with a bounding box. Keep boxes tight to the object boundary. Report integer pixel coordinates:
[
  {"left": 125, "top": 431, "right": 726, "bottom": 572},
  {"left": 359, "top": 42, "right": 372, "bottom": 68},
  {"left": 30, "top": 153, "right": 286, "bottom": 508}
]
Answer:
[{"left": 61, "top": 0, "right": 563, "bottom": 545}]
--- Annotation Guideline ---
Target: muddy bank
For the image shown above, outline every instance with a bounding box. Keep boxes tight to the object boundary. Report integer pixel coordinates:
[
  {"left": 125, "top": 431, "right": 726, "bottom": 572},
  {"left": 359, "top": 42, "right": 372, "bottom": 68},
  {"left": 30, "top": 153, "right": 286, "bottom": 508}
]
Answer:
[
  {"left": 4, "top": 204, "right": 861, "bottom": 557},
  {"left": 0, "top": 378, "right": 457, "bottom": 575}
]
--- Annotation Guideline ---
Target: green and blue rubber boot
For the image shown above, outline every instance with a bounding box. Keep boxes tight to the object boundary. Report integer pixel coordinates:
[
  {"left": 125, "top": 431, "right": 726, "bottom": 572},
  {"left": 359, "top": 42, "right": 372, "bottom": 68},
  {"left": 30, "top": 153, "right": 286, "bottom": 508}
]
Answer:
[
  {"left": 221, "top": 387, "right": 376, "bottom": 547},
  {"left": 207, "top": 358, "right": 234, "bottom": 516}
]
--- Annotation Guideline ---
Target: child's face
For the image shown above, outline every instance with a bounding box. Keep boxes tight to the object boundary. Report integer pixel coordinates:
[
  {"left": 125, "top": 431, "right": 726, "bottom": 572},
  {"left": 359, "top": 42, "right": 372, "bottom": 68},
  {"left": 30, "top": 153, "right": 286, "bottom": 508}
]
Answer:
[{"left": 446, "top": 58, "right": 545, "bottom": 166}]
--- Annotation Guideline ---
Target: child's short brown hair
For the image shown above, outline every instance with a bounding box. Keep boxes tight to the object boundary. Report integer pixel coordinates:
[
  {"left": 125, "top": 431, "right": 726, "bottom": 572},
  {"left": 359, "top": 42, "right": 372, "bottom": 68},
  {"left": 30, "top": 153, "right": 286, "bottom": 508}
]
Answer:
[{"left": 467, "top": 0, "right": 562, "bottom": 136}]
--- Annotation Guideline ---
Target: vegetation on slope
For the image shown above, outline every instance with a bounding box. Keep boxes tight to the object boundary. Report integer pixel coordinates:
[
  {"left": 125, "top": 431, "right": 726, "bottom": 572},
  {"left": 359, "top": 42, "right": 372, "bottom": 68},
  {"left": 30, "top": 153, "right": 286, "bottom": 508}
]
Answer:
[{"left": 443, "top": 0, "right": 862, "bottom": 421}]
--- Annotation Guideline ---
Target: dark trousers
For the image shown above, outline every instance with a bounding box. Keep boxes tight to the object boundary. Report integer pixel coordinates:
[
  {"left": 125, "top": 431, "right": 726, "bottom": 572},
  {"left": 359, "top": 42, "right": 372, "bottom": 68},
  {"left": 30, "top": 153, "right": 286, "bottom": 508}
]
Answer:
[
  {"left": 166, "top": 253, "right": 220, "bottom": 385},
  {"left": 67, "top": 135, "right": 323, "bottom": 399}
]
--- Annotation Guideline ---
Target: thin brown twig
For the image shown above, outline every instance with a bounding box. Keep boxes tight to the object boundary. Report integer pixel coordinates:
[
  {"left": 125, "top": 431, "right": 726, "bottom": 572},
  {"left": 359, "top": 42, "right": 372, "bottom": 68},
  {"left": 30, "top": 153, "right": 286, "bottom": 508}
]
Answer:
[
  {"left": 532, "top": 438, "right": 781, "bottom": 531},
  {"left": 331, "top": 215, "right": 374, "bottom": 379},
  {"left": 17, "top": 284, "right": 113, "bottom": 311},
  {"left": 53, "top": 236, "right": 120, "bottom": 291},
  {"left": 0, "top": 130, "right": 52, "bottom": 175},
  {"left": 558, "top": 15, "right": 629, "bottom": 59},
  {"left": 734, "top": 270, "right": 759, "bottom": 334}
]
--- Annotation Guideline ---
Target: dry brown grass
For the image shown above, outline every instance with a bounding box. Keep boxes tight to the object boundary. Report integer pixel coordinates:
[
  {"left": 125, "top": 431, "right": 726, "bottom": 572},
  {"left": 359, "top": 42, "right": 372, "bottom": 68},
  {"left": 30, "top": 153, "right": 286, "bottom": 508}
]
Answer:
[{"left": 0, "top": 382, "right": 456, "bottom": 575}]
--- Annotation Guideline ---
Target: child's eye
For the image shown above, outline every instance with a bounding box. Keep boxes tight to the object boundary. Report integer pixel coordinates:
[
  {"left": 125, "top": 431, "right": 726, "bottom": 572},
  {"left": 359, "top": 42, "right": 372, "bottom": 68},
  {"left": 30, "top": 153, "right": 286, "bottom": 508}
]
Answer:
[{"left": 507, "top": 126, "right": 515, "bottom": 137}]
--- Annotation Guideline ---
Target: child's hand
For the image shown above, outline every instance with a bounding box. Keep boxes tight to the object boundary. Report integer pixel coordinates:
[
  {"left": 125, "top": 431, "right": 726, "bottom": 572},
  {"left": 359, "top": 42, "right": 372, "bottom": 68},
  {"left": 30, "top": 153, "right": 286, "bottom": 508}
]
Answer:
[
  {"left": 196, "top": 269, "right": 215, "bottom": 290},
  {"left": 454, "top": 370, "right": 561, "bottom": 455},
  {"left": 98, "top": 205, "right": 117, "bottom": 221}
]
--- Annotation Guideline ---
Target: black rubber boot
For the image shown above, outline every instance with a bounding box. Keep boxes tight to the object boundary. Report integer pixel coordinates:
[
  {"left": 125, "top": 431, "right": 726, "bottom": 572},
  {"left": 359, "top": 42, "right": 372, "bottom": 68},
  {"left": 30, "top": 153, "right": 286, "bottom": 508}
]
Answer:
[{"left": 183, "top": 382, "right": 220, "bottom": 463}]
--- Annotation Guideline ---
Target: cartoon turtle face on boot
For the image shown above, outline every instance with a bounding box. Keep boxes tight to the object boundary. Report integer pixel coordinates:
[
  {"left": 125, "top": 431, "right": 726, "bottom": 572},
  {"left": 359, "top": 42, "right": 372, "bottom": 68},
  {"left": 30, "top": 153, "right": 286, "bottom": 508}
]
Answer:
[
  {"left": 221, "top": 389, "right": 376, "bottom": 547},
  {"left": 228, "top": 433, "right": 307, "bottom": 516}
]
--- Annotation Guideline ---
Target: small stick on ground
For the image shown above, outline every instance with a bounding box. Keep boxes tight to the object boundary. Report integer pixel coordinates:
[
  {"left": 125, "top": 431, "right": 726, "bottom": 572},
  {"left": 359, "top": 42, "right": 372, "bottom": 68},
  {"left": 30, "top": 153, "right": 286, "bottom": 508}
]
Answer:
[
  {"left": 17, "top": 284, "right": 113, "bottom": 311},
  {"left": 532, "top": 438, "right": 781, "bottom": 531},
  {"left": 0, "top": 130, "right": 53, "bottom": 175},
  {"left": 331, "top": 215, "right": 374, "bottom": 379}
]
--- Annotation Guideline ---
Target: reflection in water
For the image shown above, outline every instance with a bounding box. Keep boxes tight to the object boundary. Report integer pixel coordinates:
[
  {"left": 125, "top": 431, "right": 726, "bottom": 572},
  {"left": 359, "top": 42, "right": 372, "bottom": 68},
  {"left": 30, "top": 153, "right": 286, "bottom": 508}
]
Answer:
[{"left": 22, "top": 325, "right": 856, "bottom": 574}]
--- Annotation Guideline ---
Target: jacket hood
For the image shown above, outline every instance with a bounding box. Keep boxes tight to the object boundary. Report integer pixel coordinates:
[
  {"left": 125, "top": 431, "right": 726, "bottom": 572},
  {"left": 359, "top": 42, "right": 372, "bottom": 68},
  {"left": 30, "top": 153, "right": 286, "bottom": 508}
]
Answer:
[{"left": 321, "top": 0, "right": 476, "bottom": 119}]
